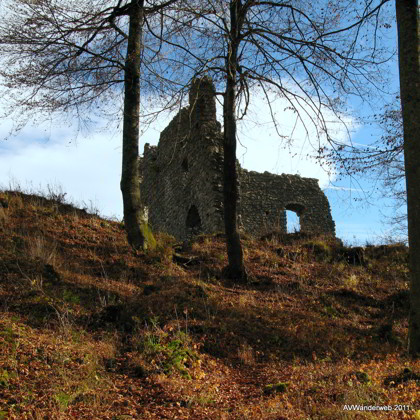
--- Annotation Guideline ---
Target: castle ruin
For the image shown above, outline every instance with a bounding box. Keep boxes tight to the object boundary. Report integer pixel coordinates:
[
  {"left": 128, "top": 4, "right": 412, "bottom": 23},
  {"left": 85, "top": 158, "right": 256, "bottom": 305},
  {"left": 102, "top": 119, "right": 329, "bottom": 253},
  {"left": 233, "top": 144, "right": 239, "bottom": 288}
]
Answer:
[{"left": 139, "top": 77, "right": 335, "bottom": 240}]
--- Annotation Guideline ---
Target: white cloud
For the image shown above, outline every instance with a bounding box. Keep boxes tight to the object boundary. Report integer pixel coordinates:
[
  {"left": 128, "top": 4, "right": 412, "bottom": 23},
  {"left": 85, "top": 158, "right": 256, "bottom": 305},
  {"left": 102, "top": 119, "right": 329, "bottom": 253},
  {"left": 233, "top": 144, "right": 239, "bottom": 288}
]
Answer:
[{"left": 0, "top": 122, "right": 123, "bottom": 219}]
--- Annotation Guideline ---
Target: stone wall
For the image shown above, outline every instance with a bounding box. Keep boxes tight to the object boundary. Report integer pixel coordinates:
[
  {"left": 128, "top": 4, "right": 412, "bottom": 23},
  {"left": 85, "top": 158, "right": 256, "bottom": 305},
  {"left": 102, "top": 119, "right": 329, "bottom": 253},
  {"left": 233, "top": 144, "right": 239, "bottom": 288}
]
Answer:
[
  {"left": 139, "top": 78, "right": 225, "bottom": 240},
  {"left": 139, "top": 77, "right": 335, "bottom": 240},
  {"left": 238, "top": 170, "right": 335, "bottom": 236}
]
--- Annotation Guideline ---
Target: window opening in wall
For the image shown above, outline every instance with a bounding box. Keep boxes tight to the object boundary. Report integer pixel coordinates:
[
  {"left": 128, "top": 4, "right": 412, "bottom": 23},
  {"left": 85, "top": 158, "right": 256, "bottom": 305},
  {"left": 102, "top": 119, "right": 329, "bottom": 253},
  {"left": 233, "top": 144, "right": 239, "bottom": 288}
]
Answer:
[
  {"left": 186, "top": 205, "right": 202, "bottom": 235},
  {"left": 285, "top": 203, "right": 304, "bottom": 233},
  {"left": 286, "top": 210, "right": 300, "bottom": 233}
]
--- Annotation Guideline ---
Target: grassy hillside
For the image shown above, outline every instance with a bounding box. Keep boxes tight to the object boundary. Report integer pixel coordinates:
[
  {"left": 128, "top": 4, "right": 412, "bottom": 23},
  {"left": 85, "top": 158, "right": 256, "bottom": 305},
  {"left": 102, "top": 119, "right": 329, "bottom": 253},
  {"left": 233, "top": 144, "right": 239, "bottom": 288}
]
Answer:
[{"left": 0, "top": 191, "right": 418, "bottom": 419}]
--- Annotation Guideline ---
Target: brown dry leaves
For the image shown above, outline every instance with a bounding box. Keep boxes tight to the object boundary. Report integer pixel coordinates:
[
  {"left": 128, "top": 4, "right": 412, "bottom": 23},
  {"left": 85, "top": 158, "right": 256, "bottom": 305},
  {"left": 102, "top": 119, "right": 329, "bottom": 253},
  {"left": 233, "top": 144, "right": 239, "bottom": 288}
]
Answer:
[{"left": 0, "top": 191, "right": 419, "bottom": 419}]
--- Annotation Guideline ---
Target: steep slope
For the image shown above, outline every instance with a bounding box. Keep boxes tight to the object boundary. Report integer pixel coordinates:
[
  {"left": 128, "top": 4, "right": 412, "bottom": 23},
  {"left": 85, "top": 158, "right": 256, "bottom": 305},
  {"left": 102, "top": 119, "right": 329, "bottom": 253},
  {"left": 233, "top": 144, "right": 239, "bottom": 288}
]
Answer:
[{"left": 0, "top": 191, "right": 418, "bottom": 419}]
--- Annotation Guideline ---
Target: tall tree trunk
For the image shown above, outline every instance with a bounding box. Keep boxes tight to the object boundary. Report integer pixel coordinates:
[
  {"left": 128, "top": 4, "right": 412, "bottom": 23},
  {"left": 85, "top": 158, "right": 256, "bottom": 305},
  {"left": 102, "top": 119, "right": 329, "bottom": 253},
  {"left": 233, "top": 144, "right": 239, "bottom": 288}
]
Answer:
[
  {"left": 121, "top": 0, "right": 155, "bottom": 250},
  {"left": 222, "top": 0, "right": 247, "bottom": 281},
  {"left": 396, "top": 0, "right": 420, "bottom": 356}
]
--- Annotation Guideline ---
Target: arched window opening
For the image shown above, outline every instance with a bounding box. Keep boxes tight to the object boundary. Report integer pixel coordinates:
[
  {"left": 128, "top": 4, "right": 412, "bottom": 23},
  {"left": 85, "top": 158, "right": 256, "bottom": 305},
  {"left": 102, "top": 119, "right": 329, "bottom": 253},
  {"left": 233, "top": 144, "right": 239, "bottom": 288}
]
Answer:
[
  {"left": 285, "top": 203, "right": 305, "bottom": 233},
  {"left": 186, "top": 205, "right": 202, "bottom": 236},
  {"left": 286, "top": 210, "right": 300, "bottom": 233}
]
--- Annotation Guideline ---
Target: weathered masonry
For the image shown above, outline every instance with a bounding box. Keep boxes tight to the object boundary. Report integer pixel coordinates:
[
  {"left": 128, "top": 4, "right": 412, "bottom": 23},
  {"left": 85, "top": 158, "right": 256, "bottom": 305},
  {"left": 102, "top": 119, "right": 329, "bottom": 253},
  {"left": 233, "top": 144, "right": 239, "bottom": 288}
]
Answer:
[{"left": 139, "top": 77, "right": 335, "bottom": 240}]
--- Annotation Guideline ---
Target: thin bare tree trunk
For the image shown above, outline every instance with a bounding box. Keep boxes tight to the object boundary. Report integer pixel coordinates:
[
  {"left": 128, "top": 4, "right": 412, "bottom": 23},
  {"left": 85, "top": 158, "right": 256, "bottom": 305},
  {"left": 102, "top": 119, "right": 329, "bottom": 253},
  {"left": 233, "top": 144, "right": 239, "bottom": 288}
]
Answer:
[
  {"left": 121, "top": 0, "right": 155, "bottom": 250},
  {"left": 396, "top": 0, "right": 420, "bottom": 356},
  {"left": 222, "top": 0, "right": 247, "bottom": 281}
]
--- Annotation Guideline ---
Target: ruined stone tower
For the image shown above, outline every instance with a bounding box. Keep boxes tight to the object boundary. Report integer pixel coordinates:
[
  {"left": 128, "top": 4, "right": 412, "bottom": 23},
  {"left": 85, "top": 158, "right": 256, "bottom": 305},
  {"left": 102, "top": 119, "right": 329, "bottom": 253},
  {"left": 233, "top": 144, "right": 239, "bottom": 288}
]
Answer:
[{"left": 139, "top": 77, "right": 335, "bottom": 240}]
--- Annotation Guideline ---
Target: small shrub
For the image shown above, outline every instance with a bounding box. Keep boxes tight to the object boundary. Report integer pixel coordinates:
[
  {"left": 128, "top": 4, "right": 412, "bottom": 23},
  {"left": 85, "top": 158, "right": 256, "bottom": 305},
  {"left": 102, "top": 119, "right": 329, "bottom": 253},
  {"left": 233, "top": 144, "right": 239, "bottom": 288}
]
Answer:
[
  {"left": 0, "top": 370, "right": 10, "bottom": 388},
  {"left": 343, "top": 274, "right": 359, "bottom": 289},
  {"left": 134, "top": 326, "right": 198, "bottom": 379},
  {"left": 354, "top": 371, "right": 371, "bottom": 384},
  {"left": 62, "top": 288, "right": 81, "bottom": 305},
  {"left": 54, "top": 392, "right": 71, "bottom": 411},
  {"left": 164, "top": 337, "right": 199, "bottom": 379},
  {"left": 264, "top": 382, "right": 288, "bottom": 395}
]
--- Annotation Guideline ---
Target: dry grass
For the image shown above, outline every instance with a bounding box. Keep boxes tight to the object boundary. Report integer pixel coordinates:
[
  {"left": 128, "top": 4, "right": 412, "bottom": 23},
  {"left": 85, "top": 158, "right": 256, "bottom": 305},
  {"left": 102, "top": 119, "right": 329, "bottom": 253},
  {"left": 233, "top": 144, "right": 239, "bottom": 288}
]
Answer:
[{"left": 0, "top": 190, "right": 418, "bottom": 420}]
